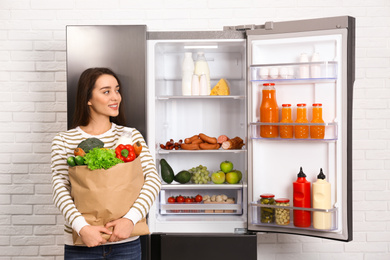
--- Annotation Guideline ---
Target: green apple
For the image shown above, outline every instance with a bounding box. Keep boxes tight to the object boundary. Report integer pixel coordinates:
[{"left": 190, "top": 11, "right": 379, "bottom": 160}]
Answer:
[
  {"left": 211, "top": 171, "right": 226, "bottom": 184},
  {"left": 226, "top": 171, "right": 240, "bottom": 184},
  {"left": 233, "top": 170, "right": 242, "bottom": 182},
  {"left": 220, "top": 160, "right": 233, "bottom": 173}
]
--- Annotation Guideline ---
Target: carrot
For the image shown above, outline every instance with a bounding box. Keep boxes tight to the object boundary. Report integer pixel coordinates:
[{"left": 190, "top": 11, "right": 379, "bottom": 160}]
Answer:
[
  {"left": 134, "top": 141, "right": 142, "bottom": 157},
  {"left": 74, "top": 147, "right": 86, "bottom": 157}
]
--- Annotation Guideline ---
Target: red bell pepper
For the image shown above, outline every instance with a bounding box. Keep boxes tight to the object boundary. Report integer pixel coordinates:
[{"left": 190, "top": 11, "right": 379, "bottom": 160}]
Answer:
[{"left": 115, "top": 144, "right": 136, "bottom": 162}]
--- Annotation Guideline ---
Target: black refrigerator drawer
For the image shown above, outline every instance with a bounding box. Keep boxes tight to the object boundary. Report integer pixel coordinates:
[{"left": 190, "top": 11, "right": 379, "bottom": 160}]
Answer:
[{"left": 151, "top": 233, "right": 257, "bottom": 260}]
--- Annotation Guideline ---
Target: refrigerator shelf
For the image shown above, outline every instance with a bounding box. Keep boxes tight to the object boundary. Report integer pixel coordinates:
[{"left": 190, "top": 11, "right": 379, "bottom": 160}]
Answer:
[
  {"left": 249, "top": 121, "right": 338, "bottom": 141},
  {"left": 250, "top": 61, "right": 338, "bottom": 82},
  {"left": 158, "top": 148, "right": 246, "bottom": 154},
  {"left": 250, "top": 202, "right": 339, "bottom": 232},
  {"left": 161, "top": 183, "right": 244, "bottom": 190},
  {"left": 156, "top": 95, "right": 245, "bottom": 100}
]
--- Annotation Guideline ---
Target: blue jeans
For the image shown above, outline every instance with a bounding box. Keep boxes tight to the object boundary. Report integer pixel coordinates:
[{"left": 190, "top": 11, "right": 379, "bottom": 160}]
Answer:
[{"left": 64, "top": 238, "right": 141, "bottom": 260}]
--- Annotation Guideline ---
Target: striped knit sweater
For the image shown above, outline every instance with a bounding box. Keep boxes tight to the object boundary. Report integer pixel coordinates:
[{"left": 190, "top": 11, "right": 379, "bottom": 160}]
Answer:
[{"left": 51, "top": 123, "right": 161, "bottom": 245}]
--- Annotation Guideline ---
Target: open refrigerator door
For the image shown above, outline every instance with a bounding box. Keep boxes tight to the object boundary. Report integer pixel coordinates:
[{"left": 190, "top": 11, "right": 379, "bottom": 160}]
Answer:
[{"left": 246, "top": 16, "right": 354, "bottom": 241}]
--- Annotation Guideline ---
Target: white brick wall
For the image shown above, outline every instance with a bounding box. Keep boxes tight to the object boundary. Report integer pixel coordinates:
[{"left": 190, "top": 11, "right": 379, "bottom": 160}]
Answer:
[{"left": 1, "top": 0, "right": 389, "bottom": 259}]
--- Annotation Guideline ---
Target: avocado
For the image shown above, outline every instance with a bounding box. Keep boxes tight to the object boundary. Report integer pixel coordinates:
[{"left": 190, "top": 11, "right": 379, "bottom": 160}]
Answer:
[
  {"left": 160, "top": 159, "right": 174, "bottom": 184},
  {"left": 174, "top": 170, "right": 192, "bottom": 184}
]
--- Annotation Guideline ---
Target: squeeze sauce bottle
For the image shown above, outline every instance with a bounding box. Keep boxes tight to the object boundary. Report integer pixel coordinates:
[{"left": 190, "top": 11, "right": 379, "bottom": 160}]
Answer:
[
  {"left": 293, "top": 167, "right": 311, "bottom": 227},
  {"left": 260, "top": 83, "right": 279, "bottom": 138},
  {"left": 312, "top": 168, "right": 332, "bottom": 230}
]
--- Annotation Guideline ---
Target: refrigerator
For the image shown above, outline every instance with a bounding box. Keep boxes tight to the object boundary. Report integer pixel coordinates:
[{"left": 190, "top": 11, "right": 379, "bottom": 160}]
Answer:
[{"left": 66, "top": 16, "right": 355, "bottom": 260}]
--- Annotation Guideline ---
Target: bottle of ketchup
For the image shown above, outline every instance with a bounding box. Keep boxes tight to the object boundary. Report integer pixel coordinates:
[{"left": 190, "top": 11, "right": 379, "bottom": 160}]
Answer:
[
  {"left": 293, "top": 167, "right": 311, "bottom": 227},
  {"left": 260, "top": 83, "right": 279, "bottom": 138}
]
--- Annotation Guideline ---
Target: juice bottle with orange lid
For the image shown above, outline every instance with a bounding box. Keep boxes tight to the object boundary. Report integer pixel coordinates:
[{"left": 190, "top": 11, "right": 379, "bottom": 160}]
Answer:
[
  {"left": 310, "top": 103, "right": 325, "bottom": 139},
  {"left": 295, "top": 103, "right": 309, "bottom": 139},
  {"left": 260, "top": 83, "right": 279, "bottom": 138},
  {"left": 280, "top": 104, "right": 293, "bottom": 138}
]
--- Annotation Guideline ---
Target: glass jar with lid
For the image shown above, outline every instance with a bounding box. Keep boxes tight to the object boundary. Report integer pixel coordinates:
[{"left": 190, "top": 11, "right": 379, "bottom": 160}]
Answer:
[
  {"left": 259, "top": 194, "right": 275, "bottom": 223},
  {"left": 275, "top": 198, "right": 290, "bottom": 225}
]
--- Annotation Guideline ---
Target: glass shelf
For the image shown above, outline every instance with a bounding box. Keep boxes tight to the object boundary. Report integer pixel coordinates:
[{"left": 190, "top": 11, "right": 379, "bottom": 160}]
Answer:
[
  {"left": 158, "top": 148, "right": 246, "bottom": 154},
  {"left": 250, "top": 61, "right": 338, "bottom": 83},
  {"left": 156, "top": 95, "right": 245, "bottom": 100},
  {"left": 249, "top": 122, "right": 338, "bottom": 141}
]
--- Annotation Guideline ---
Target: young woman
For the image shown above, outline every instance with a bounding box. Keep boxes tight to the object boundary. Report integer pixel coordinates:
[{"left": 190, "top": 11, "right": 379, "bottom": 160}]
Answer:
[{"left": 51, "top": 68, "right": 161, "bottom": 259}]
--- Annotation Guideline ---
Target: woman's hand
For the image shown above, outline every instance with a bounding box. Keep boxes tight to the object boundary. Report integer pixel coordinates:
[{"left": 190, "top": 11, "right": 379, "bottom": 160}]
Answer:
[
  {"left": 79, "top": 225, "right": 112, "bottom": 247},
  {"left": 105, "top": 218, "right": 134, "bottom": 242}
]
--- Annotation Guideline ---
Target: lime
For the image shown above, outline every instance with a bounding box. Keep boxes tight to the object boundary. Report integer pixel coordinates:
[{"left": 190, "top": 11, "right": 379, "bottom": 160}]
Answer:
[
  {"left": 67, "top": 156, "right": 76, "bottom": 167},
  {"left": 74, "top": 155, "right": 85, "bottom": 165}
]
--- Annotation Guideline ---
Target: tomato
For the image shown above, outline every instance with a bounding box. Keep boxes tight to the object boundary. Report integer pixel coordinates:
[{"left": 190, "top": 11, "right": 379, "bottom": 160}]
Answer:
[
  {"left": 191, "top": 197, "right": 196, "bottom": 202},
  {"left": 185, "top": 197, "right": 192, "bottom": 203},
  {"left": 168, "top": 197, "right": 175, "bottom": 203},
  {"left": 176, "top": 195, "right": 184, "bottom": 203},
  {"left": 195, "top": 194, "right": 202, "bottom": 202}
]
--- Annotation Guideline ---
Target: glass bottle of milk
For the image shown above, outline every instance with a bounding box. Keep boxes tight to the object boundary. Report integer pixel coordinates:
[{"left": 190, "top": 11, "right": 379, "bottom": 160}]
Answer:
[
  {"left": 182, "top": 52, "right": 194, "bottom": 96},
  {"left": 194, "top": 52, "right": 210, "bottom": 95}
]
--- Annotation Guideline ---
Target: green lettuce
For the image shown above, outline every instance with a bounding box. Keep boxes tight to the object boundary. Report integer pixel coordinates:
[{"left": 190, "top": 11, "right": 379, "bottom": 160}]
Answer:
[{"left": 84, "top": 147, "right": 123, "bottom": 170}]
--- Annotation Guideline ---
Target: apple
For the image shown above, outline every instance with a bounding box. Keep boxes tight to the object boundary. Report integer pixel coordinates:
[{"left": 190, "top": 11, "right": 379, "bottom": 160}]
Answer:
[
  {"left": 226, "top": 171, "right": 240, "bottom": 184},
  {"left": 220, "top": 160, "right": 233, "bottom": 173},
  {"left": 211, "top": 171, "right": 226, "bottom": 184}
]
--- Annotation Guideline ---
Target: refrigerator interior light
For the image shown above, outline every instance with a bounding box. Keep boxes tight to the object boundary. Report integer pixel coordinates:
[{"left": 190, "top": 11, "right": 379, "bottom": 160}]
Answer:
[{"left": 184, "top": 45, "right": 218, "bottom": 49}]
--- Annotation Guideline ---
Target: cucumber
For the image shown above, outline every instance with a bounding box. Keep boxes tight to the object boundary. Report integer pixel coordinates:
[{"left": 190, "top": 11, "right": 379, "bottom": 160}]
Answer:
[
  {"left": 160, "top": 159, "right": 174, "bottom": 184},
  {"left": 174, "top": 170, "right": 192, "bottom": 184}
]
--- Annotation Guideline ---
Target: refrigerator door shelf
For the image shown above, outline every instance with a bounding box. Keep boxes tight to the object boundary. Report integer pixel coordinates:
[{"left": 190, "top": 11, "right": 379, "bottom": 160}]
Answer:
[
  {"left": 249, "top": 122, "right": 338, "bottom": 141},
  {"left": 250, "top": 61, "right": 338, "bottom": 82},
  {"left": 250, "top": 202, "right": 339, "bottom": 232}
]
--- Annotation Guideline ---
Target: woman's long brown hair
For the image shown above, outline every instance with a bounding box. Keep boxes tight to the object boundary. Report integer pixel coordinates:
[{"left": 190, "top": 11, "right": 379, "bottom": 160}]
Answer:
[{"left": 71, "top": 67, "right": 126, "bottom": 128}]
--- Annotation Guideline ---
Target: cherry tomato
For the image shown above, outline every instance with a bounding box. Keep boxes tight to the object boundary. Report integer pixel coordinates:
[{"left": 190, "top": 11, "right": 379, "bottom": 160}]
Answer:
[
  {"left": 185, "top": 197, "right": 192, "bottom": 203},
  {"left": 168, "top": 197, "right": 175, "bottom": 203},
  {"left": 176, "top": 195, "right": 184, "bottom": 203},
  {"left": 195, "top": 194, "right": 202, "bottom": 202},
  {"left": 191, "top": 197, "right": 196, "bottom": 202}
]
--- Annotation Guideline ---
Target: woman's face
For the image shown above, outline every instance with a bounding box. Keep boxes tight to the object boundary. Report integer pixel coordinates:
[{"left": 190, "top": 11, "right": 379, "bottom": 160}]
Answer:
[{"left": 87, "top": 74, "right": 122, "bottom": 119}]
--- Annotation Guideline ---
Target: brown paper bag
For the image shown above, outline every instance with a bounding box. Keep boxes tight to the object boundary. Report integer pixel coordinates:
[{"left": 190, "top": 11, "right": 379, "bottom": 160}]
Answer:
[{"left": 68, "top": 156, "right": 150, "bottom": 245}]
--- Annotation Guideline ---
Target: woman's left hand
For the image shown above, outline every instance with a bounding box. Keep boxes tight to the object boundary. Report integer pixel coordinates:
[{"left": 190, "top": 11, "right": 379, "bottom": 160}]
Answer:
[{"left": 105, "top": 218, "right": 134, "bottom": 242}]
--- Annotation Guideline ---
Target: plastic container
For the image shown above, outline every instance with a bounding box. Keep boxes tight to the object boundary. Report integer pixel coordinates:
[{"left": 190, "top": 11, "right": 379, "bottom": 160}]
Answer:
[
  {"left": 295, "top": 103, "right": 309, "bottom": 139},
  {"left": 280, "top": 104, "right": 293, "bottom": 138},
  {"left": 199, "top": 74, "right": 208, "bottom": 95},
  {"left": 259, "top": 194, "right": 275, "bottom": 223},
  {"left": 312, "top": 168, "right": 332, "bottom": 229},
  {"left": 194, "top": 52, "right": 210, "bottom": 95},
  {"left": 293, "top": 167, "right": 311, "bottom": 227},
  {"left": 310, "top": 103, "right": 325, "bottom": 139},
  {"left": 275, "top": 198, "right": 290, "bottom": 225},
  {"left": 191, "top": 74, "right": 200, "bottom": 95},
  {"left": 182, "top": 52, "right": 194, "bottom": 96},
  {"left": 260, "top": 83, "right": 279, "bottom": 138}
]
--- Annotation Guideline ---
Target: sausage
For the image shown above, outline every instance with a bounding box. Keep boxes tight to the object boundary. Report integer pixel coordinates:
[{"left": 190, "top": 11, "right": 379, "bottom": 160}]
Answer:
[
  {"left": 180, "top": 143, "right": 200, "bottom": 150},
  {"left": 217, "top": 135, "right": 229, "bottom": 144},
  {"left": 199, "top": 133, "right": 217, "bottom": 144},
  {"left": 184, "top": 135, "right": 199, "bottom": 144},
  {"left": 191, "top": 138, "right": 203, "bottom": 144},
  {"left": 199, "top": 143, "right": 220, "bottom": 150}
]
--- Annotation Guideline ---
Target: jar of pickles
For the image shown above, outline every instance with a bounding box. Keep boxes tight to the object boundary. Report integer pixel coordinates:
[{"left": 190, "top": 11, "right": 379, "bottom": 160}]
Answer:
[
  {"left": 260, "top": 194, "right": 275, "bottom": 223},
  {"left": 275, "top": 198, "right": 290, "bottom": 225}
]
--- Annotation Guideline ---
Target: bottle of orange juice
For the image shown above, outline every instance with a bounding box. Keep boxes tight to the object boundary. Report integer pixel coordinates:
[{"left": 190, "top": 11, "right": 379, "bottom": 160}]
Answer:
[
  {"left": 280, "top": 104, "right": 293, "bottom": 138},
  {"left": 295, "top": 103, "right": 309, "bottom": 139},
  {"left": 260, "top": 83, "right": 279, "bottom": 138},
  {"left": 310, "top": 103, "right": 325, "bottom": 139}
]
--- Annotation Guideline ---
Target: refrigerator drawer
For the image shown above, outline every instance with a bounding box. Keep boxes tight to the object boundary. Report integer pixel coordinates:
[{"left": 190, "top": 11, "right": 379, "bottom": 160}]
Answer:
[{"left": 159, "top": 185, "right": 244, "bottom": 215}]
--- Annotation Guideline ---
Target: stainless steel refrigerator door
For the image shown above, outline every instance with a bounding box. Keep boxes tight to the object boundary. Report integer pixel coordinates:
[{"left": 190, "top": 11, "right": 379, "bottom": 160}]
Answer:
[
  {"left": 66, "top": 25, "right": 147, "bottom": 137},
  {"left": 245, "top": 16, "right": 354, "bottom": 241}
]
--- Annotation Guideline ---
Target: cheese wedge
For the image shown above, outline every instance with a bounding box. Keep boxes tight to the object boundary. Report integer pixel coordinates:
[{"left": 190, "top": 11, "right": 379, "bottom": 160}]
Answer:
[{"left": 210, "top": 79, "right": 230, "bottom": 95}]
